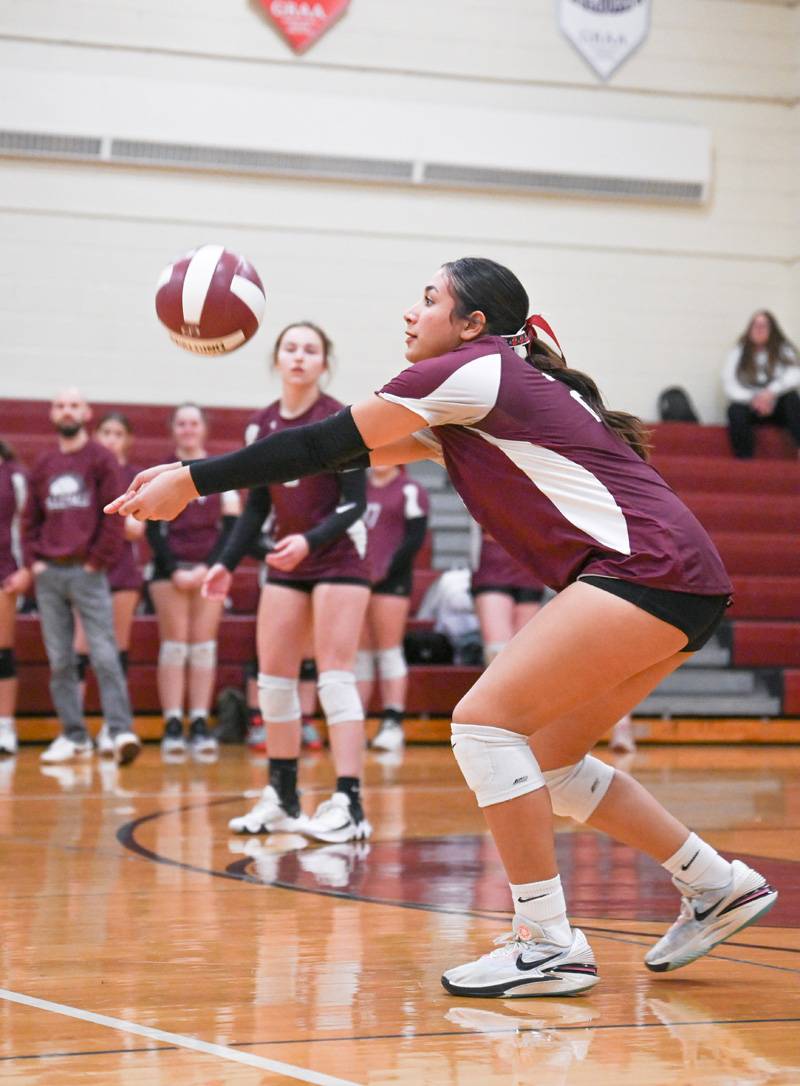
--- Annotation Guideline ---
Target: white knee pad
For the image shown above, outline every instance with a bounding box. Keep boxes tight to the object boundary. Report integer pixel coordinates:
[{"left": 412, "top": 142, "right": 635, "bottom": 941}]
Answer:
[
  {"left": 318, "top": 670, "right": 364, "bottom": 725},
  {"left": 376, "top": 646, "right": 407, "bottom": 681},
  {"left": 257, "top": 673, "right": 301, "bottom": 724},
  {"left": 451, "top": 723, "right": 545, "bottom": 808},
  {"left": 159, "top": 640, "right": 189, "bottom": 666},
  {"left": 543, "top": 756, "right": 614, "bottom": 822},
  {"left": 188, "top": 640, "right": 217, "bottom": 669},
  {"left": 354, "top": 650, "right": 376, "bottom": 683}
]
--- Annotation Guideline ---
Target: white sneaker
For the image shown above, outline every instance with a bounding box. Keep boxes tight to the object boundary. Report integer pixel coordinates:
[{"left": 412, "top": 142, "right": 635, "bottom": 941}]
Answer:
[
  {"left": 645, "top": 859, "right": 777, "bottom": 972},
  {"left": 228, "top": 785, "right": 310, "bottom": 835},
  {"left": 441, "top": 918, "right": 599, "bottom": 998},
  {"left": 113, "top": 731, "right": 141, "bottom": 766},
  {"left": 305, "top": 792, "right": 372, "bottom": 843},
  {"left": 161, "top": 718, "right": 187, "bottom": 757},
  {"left": 95, "top": 723, "right": 114, "bottom": 758},
  {"left": 0, "top": 719, "right": 18, "bottom": 755},
  {"left": 188, "top": 718, "right": 218, "bottom": 760},
  {"left": 40, "top": 735, "right": 93, "bottom": 763},
  {"left": 371, "top": 718, "right": 405, "bottom": 752}
]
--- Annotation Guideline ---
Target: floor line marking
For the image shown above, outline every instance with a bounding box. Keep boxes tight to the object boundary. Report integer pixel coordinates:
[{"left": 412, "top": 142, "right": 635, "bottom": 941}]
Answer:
[{"left": 0, "top": 988, "right": 361, "bottom": 1086}]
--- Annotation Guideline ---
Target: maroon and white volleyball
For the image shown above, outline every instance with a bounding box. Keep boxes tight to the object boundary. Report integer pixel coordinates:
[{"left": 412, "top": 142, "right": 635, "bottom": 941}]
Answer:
[{"left": 155, "top": 244, "right": 266, "bottom": 355}]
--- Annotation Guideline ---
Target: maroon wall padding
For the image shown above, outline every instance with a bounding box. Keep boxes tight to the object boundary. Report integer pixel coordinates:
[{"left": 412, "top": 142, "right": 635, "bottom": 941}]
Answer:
[
  {"left": 729, "top": 577, "right": 800, "bottom": 620},
  {"left": 733, "top": 623, "right": 800, "bottom": 667},
  {"left": 783, "top": 671, "right": 800, "bottom": 715},
  {"left": 404, "top": 666, "right": 480, "bottom": 714},
  {"left": 681, "top": 494, "right": 800, "bottom": 535}
]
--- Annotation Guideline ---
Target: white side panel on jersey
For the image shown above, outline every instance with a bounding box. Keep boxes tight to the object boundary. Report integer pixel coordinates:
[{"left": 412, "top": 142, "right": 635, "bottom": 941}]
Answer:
[
  {"left": 230, "top": 274, "right": 266, "bottom": 323},
  {"left": 244, "top": 423, "right": 259, "bottom": 446},
  {"left": 347, "top": 516, "right": 368, "bottom": 559},
  {"left": 380, "top": 353, "right": 501, "bottom": 428},
  {"left": 402, "top": 483, "right": 424, "bottom": 519},
  {"left": 410, "top": 429, "right": 445, "bottom": 465},
  {"left": 477, "top": 432, "right": 631, "bottom": 555},
  {"left": 181, "top": 243, "right": 224, "bottom": 324}
]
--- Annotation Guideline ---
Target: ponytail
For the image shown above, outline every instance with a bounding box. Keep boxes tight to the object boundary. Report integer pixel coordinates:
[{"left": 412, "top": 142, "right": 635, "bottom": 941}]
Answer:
[
  {"left": 0, "top": 439, "right": 17, "bottom": 463},
  {"left": 443, "top": 257, "right": 651, "bottom": 462},
  {"left": 509, "top": 315, "right": 651, "bottom": 462}
]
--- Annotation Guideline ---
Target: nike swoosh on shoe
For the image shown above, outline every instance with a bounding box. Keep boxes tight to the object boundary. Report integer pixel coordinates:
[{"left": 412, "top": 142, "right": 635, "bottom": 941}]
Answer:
[
  {"left": 515, "top": 952, "right": 561, "bottom": 973},
  {"left": 693, "top": 898, "right": 724, "bottom": 922}
]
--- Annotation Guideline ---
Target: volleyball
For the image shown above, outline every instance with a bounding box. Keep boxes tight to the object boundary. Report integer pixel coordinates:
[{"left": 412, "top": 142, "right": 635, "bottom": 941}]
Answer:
[{"left": 155, "top": 244, "right": 266, "bottom": 355}]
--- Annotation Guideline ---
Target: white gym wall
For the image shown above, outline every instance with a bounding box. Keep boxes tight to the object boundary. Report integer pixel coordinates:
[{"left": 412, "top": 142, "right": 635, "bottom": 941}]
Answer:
[{"left": 0, "top": 1, "right": 797, "bottom": 422}]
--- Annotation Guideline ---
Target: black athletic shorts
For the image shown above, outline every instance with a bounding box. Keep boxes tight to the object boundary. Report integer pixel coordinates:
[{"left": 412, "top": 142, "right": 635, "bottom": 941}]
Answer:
[
  {"left": 471, "top": 584, "right": 545, "bottom": 605},
  {"left": 580, "top": 575, "right": 731, "bottom": 652},
  {"left": 267, "top": 576, "right": 371, "bottom": 594},
  {"left": 372, "top": 570, "right": 413, "bottom": 598}
]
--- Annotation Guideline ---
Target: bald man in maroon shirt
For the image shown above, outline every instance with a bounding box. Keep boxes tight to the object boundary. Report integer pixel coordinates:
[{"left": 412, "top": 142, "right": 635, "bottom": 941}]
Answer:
[{"left": 22, "top": 389, "right": 140, "bottom": 765}]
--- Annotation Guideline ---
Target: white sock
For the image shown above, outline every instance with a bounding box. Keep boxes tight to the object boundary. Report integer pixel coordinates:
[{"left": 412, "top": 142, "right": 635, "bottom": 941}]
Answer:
[
  {"left": 164, "top": 708, "right": 183, "bottom": 722},
  {"left": 509, "top": 874, "right": 572, "bottom": 946},
  {"left": 662, "top": 832, "right": 732, "bottom": 891},
  {"left": 190, "top": 709, "right": 207, "bottom": 721},
  {"left": 0, "top": 716, "right": 14, "bottom": 728}
]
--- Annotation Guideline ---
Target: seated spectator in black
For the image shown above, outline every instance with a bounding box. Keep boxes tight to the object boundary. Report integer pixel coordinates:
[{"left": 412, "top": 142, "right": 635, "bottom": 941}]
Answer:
[{"left": 723, "top": 310, "right": 800, "bottom": 458}]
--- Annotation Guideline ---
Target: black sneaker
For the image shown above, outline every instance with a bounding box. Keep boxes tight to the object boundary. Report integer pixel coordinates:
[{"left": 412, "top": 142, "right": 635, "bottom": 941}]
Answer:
[
  {"left": 161, "top": 716, "right": 186, "bottom": 755},
  {"left": 189, "top": 716, "right": 218, "bottom": 758}
]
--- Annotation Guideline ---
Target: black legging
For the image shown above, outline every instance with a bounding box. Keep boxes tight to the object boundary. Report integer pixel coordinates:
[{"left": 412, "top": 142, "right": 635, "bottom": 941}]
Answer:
[{"left": 726, "top": 390, "right": 800, "bottom": 459}]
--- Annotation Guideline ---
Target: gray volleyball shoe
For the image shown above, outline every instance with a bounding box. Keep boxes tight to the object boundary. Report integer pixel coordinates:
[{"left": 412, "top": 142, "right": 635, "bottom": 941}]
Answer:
[
  {"left": 441, "top": 917, "right": 599, "bottom": 999},
  {"left": 645, "top": 859, "right": 778, "bottom": 973}
]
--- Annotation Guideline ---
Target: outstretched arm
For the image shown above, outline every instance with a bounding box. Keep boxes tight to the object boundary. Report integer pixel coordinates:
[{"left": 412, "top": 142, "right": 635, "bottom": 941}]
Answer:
[{"left": 107, "top": 398, "right": 427, "bottom": 521}]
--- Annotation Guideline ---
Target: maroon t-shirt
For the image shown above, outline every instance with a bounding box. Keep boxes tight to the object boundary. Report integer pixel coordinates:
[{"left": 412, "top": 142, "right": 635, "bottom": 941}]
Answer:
[
  {"left": 0, "top": 460, "right": 26, "bottom": 581},
  {"left": 165, "top": 491, "right": 223, "bottom": 564},
  {"left": 23, "top": 440, "right": 125, "bottom": 571},
  {"left": 379, "top": 337, "right": 732, "bottom": 596},
  {"left": 107, "top": 463, "right": 144, "bottom": 592},
  {"left": 473, "top": 530, "right": 545, "bottom": 593},
  {"left": 249, "top": 394, "right": 368, "bottom": 583},
  {"left": 365, "top": 469, "right": 429, "bottom": 584}
]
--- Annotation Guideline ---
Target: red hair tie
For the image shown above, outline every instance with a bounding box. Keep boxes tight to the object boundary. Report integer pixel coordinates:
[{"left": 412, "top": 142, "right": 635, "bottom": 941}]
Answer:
[{"left": 505, "top": 315, "right": 564, "bottom": 359}]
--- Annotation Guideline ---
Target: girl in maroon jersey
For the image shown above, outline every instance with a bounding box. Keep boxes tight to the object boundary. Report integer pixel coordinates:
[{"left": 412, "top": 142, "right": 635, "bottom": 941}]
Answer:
[
  {"left": 0, "top": 440, "right": 28, "bottom": 755},
  {"left": 146, "top": 404, "right": 241, "bottom": 758},
  {"left": 113, "top": 258, "right": 777, "bottom": 997},
  {"left": 357, "top": 464, "right": 429, "bottom": 752},
  {"left": 73, "top": 413, "right": 144, "bottom": 755},
  {"left": 470, "top": 524, "right": 545, "bottom": 664},
  {"left": 204, "top": 322, "right": 371, "bottom": 843}
]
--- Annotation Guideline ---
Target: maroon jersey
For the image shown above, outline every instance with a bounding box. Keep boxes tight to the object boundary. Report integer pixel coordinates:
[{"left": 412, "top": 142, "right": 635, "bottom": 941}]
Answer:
[
  {"left": 473, "top": 530, "right": 545, "bottom": 594},
  {"left": 365, "top": 469, "right": 429, "bottom": 584},
  {"left": 165, "top": 491, "right": 223, "bottom": 563},
  {"left": 379, "top": 337, "right": 731, "bottom": 596},
  {"left": 249, "top": 394, "right": 368, "bottom": 582},
  {"left": 23, "top": 441, "right": 124, "bottom": 571},
  {"left": 107, "top": 464, "right": 144, "bottom": 592},
  {"left": 0, "top": 460, "right": 26, "bottom": 582}
]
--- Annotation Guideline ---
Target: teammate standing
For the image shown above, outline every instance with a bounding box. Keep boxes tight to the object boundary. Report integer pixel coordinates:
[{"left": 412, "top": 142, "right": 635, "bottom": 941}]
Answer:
[
  {"left": 357, "top": 465, "right": 429, "bottom": 751},
  {"left": 470, "top": 524, "right": 544, "bottom": 664},
  {"left": 146, "top": 404, "right": 241, "bottom": 758},
  {"left": 74, "top": 413, "right": 144, "bottom": 756},
  {"left": 0, "top": 440, "right": 28, "bottom": 755},
  {"left": 204, "top": 322, "right": 371, "bottom": 843},
  {"left": 112, "top": 258, "right": 777, "bottom": 995}
]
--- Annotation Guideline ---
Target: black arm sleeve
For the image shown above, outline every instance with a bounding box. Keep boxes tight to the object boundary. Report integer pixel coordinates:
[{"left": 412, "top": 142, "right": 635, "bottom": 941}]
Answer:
[
  {"left": 145, "top": 519, "right": 177, "bottom": 576},
  {"left": 217, "top": 487, "right": 273, "bottom": 572},
  {"left": 303, "top": 468, "right": 367, "bottom": 553},
  {"left": 189, "top": 407, "right": 370, "bottom": 496},
  {"left": 383, "top": 515, "right": 428, "bottom": 581},
  {"left": 205, "top": 514, "right": 238, "bottom": 567}
]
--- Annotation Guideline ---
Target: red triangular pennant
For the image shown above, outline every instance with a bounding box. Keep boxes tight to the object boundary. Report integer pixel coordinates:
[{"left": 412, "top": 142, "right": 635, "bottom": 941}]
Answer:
[{"left": 260, "top": 0, "right": 350, "bottom": 54}]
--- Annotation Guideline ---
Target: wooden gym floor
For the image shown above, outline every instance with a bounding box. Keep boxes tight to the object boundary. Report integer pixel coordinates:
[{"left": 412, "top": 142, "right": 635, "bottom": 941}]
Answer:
[{"left": 1, "top": 732, "right": 799, "bottom": 1084}]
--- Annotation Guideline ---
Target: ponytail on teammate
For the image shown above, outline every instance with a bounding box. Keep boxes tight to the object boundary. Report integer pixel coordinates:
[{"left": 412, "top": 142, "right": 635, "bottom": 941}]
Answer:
[{"left": 442, "top": 257, "right": 651, "bottom": 461}]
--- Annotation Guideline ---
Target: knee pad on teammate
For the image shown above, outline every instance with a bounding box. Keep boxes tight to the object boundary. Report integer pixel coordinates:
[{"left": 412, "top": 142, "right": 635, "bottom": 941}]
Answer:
[
  {"left": 318, "top": 670, "right": 364, "bottom": 725},
  {"left": 188, "top": 640, "right": 217, "bottom": 669},
  {"left": 354, "top": 650, "right": 375, "bottom": 683},
  {"left": 450, "top": 723, "right": 545, "bottom": 808},
  {"left": 257, "top": 673, "right": 301, "bottom": 724},
  {"left": 376, "top": 646, "right": 407, "bottom": 681},
  {"left": 159, "top": 640, "right": 189, "bottom": 667},
  {"left": 543, "top": 756, "right": 614, "bottom": 822},
  {"left": 0, "top": 648, "right": 15, "bottom": 679}
]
